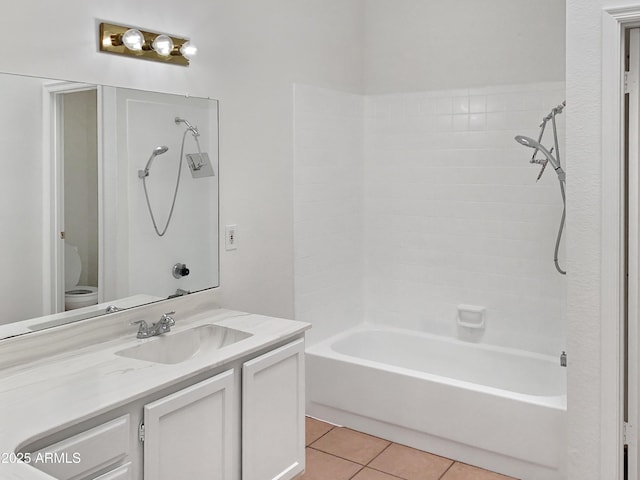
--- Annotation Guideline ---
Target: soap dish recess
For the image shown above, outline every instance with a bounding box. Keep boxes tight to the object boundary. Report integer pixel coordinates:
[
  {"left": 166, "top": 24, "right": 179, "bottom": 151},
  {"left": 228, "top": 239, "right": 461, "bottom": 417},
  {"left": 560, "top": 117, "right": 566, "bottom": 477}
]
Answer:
[{"left": 456, "top": 304, "right": 486, "bottom": 329}]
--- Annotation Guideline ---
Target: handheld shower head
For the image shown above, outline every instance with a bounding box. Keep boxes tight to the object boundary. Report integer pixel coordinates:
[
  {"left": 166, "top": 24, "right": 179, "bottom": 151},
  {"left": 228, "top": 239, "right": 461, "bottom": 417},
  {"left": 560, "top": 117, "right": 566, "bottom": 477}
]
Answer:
[
  {"left": 514, "top": 135, "right": 564, "bottom": 180},
  {"left": 138, "top": 146, "right": 169, "bottom": 178},
  {"left": 514, "top": 135, "right": 540, "bottom": 150}
]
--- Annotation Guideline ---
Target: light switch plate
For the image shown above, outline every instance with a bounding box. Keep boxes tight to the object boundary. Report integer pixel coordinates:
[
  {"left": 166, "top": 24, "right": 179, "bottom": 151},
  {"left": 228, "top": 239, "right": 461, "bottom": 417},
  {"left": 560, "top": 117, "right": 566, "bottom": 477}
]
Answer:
[{"left": 225, "top": 225, "right": 237, "bottom": 250}]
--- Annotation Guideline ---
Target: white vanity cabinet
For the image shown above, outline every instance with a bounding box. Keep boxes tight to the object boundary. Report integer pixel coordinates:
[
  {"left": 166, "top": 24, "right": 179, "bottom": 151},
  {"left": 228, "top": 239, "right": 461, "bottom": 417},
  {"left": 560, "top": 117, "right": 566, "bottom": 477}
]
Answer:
[
  {"left": 242, "top": 338, "right": 305, "bottom": 480},
  {"left": 142, "top": 369, "right": 235, "bottom": 480},
  {"left": 22, "top": 336, "right": 305, "bottom": 480}
]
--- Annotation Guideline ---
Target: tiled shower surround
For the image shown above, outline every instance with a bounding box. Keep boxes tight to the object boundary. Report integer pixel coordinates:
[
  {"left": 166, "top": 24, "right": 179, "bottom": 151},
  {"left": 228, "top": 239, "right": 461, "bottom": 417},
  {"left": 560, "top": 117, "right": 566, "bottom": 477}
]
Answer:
[{"left": 294, "top": 82, "right": 566, "bottom": 355}]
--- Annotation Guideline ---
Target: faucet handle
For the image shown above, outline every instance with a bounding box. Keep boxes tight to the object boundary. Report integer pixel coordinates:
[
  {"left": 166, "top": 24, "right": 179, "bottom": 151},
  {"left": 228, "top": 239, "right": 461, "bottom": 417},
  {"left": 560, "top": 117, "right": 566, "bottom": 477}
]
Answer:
[
  {"left": 131, "top": 320, "right": 150, "bottom": 337},
  {"left": 161, "top": 312, "right": 176, "bottom": 326},
  {"left": 131, "top": 319, "right": 149, "bottom": 331}
]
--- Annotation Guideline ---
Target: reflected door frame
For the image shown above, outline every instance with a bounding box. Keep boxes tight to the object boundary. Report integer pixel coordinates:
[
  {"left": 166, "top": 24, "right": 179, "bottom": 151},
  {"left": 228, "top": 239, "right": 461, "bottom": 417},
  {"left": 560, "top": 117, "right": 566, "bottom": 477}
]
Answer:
[{"left": 43, "top": 82, "right": 103, "bottom": 314}]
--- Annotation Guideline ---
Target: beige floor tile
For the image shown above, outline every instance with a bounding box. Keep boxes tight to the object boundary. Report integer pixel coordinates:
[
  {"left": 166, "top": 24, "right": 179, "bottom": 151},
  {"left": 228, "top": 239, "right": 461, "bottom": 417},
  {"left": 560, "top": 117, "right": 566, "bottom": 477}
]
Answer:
[
  {"left": 310, "top": 427, "right": 391, "bottom": 465},
  {"left": 352, "top": 467, "right": 404, "bottom": 479},
  {"left": 368, "top": 443, "right": 453, "bottom": 480},
  {"left": 305, "top": 417, "right": 335, "bottom": 445},
  {"left": 440, "top": 462, "right": 516, "bottom": 480},
  {"left": 298, "top": 448, "right": 363, "bottom": 480}
]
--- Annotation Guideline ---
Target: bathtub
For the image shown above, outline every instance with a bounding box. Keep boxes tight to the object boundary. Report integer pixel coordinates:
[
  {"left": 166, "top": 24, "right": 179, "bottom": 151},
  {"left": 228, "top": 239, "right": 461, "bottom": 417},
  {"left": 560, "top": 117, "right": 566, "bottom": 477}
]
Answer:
[{"left": 306, "top": 325, "right": 566, "bottom": 480}]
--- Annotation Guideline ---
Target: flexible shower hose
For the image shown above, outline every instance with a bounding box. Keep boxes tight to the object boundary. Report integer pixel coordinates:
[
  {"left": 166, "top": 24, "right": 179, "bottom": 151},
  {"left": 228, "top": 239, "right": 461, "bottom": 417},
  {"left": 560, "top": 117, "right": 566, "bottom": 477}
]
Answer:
[
  {"left": 551, "top": 112, "right": 566, "bottom": 276},
  {"left": 554, "top": 179, "right": 566, "bottom": 275}
]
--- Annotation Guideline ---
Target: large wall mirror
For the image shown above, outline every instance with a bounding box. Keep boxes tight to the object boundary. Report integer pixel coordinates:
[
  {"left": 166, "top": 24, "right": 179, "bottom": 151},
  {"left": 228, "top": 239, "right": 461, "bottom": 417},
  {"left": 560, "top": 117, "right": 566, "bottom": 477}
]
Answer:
[{"left": 0, "top": 72, "right": 219, "bottom": 339}]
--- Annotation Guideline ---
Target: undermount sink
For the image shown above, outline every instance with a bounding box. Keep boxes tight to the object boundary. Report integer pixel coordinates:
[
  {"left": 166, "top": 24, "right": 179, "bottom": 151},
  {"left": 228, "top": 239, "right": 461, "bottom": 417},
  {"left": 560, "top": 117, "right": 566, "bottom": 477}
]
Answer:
[{"left": 115, "top": 324, "right": 253, "bottom": 364}]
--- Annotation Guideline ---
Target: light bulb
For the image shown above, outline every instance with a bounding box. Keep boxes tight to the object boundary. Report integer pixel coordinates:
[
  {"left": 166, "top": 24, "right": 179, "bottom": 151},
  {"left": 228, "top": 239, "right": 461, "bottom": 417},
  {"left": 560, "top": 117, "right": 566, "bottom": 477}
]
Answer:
[
  {"left": 152, "top": 35, "right": 174, "bottom": 56},
  {"left": 179, "top": 41, "right": 198, "bottom": 60},
  {"left": 121, "top": 29, "right": 144, "bottom": 51}
]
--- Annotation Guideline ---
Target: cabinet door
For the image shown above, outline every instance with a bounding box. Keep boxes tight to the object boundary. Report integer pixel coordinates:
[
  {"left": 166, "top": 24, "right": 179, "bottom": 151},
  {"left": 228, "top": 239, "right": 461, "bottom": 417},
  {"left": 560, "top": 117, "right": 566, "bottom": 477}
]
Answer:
[
  {"left": 242, "top": 339, "right": 305, "bottom": 480},
  {"left": 143, "top": 369, "right": 235, "bottom": 480}
]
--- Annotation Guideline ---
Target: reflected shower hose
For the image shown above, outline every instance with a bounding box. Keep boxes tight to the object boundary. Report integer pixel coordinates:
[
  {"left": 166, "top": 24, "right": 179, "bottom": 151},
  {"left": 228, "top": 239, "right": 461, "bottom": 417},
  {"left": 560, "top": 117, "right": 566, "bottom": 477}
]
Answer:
[{"left": 142, "top": 128, "right": 195, "bottom": 237}]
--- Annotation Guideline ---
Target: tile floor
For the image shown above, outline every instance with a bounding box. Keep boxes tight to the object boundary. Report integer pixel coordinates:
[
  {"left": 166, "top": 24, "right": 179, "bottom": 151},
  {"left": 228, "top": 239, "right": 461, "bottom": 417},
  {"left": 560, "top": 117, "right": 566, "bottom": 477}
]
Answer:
[{"left": 297, "top": 417, "right": 517, "bottom": 480}]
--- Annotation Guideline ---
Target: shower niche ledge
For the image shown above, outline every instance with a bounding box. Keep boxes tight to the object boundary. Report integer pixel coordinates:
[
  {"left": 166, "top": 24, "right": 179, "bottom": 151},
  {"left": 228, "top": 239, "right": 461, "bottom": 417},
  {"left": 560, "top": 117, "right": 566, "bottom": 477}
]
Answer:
[{"left": 1, "top": 302, "right": 309, "bottom": 480}]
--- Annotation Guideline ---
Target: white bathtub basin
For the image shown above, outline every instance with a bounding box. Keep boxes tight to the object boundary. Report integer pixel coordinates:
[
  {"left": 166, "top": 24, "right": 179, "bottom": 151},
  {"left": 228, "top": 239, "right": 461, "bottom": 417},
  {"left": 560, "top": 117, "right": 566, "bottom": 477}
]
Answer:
[
  {"left": 306, "top": 325, "right": 567, "bottom": 480},
  {"left": 115, "top": 324, "right": 252, "bottom": 364}
]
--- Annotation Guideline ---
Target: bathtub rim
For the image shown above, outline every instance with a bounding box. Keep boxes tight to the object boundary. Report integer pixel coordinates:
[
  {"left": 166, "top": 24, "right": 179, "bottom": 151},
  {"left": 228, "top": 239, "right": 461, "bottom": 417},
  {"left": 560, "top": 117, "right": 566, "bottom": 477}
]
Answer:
[{"left": 306, "top": 323, "right": 567, "bottom": 409}]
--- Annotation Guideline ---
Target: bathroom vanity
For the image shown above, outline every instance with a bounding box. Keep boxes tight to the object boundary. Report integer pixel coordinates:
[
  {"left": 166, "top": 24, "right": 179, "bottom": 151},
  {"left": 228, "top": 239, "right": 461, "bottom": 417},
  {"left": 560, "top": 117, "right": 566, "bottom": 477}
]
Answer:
[{"left": 0, "top": 293, "right": 310, "bottom": 480}]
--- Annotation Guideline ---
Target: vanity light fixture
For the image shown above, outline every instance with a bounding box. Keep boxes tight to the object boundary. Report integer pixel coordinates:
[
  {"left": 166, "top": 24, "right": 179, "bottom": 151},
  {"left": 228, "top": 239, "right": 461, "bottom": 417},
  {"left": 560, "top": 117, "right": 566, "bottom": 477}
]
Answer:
[
  {"left": 180, "top": 41, "right": 198, "bottom": 60},
  {"left": 121, "top": 28, "right": 145, "bottom": 51},
  {"left": 152, "top": 34, "right": 174, "bottom": 56},
  {"left": 99, "top": 22, "right": 197, "bottom": 66}
]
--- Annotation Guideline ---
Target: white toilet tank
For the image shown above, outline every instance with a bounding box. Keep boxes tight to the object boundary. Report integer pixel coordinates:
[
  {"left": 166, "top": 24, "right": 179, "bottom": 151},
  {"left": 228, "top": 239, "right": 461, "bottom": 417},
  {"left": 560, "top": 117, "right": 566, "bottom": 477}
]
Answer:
[{"left": 64, "top": 242, "right": 98, "bottom": 310}]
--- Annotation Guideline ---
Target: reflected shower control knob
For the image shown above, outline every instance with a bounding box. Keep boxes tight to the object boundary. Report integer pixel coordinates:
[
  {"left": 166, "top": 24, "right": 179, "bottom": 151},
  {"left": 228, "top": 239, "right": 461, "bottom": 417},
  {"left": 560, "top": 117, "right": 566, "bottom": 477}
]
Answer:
[{"left": 172, "top": 263, "right": 190, "bottom": 279}]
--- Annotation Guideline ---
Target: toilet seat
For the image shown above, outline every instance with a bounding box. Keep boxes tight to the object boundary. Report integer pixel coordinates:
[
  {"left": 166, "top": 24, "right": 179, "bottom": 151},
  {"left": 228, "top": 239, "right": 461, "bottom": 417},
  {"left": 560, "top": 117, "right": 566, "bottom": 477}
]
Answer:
[
  {"left": 64, "top": 242, "right": 98, "bottom": 310},
  {"left": 65, "top": 243, "right": 82, "bottom": 292}
]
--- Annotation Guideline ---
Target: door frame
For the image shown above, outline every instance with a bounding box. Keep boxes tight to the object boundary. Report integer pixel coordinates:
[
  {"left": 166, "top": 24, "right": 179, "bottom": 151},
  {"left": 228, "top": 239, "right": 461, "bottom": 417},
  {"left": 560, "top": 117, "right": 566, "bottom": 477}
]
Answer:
[
  {"left": 42, "top": 81, "right": 103, "bottom": 314},
  {"left": 602, "top": 6, "right": 640, "bottom": 480}
]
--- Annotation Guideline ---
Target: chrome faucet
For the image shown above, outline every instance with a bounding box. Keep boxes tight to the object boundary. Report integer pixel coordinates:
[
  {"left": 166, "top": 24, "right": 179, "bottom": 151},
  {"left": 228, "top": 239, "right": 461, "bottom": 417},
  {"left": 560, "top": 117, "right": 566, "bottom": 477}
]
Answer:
[{"left": 132, "top": 312, "right": 176, "bottom": 339}]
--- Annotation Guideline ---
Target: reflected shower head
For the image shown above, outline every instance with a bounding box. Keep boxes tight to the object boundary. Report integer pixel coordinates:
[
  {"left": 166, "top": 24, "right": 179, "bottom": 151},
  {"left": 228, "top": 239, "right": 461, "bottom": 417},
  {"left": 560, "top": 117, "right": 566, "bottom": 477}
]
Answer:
[
  {"left": 138, "top": 145, "right": 169, "bottom": 178},
  {"left": 152, "top": 145, "right": 169, "bottom": 156},
  {"left": 175, "top": 116, "right": 199, "bottom": 137}
]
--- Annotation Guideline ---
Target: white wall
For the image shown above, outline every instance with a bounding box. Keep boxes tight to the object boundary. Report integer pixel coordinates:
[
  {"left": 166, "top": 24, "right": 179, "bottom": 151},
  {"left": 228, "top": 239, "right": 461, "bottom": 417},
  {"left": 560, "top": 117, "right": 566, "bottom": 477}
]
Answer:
[
  {"left": 565, "top": 2, "right": 612, "bottom": 479},
  {"left": 0, "top": 76, "right": 47, "bottom": 324},
  {"left": 0, "top": 0, "right": 365, "bottom": 321},
  {"left": 294, "top": 80, "right": 567, "bottom": 355},
  {"left": 364, "top": 82, "right": 566, "bottom": 355},
  {"left": 363, "top": 0, "right": 566, "bottom": 94},
  {"left": 293, "top": 85, "right": 364, "bottom": 345}
]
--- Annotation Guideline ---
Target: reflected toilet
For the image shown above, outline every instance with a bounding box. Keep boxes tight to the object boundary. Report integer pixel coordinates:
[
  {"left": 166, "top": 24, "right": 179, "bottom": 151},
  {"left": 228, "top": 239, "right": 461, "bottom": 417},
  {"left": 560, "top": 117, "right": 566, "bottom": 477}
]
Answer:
[{"left": 64, "top": 242, "right": 98, "bottom": 310}]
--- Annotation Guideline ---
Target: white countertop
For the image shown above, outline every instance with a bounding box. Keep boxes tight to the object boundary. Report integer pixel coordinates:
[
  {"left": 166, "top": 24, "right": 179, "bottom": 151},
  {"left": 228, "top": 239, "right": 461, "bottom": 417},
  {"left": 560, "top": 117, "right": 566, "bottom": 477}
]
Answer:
[{"left": 0, "top": 306, "right": 310, "bottom": 480}]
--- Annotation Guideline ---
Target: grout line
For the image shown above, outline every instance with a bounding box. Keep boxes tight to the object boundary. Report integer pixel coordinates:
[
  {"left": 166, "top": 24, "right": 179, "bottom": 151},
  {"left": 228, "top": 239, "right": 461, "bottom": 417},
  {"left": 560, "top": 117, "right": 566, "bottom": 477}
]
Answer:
[
  {"left": 305, "top": 416, "right": 338, "bottom": 446},
  {"left": 365, "top": 441, "right": 394, "bottom": 466},
  {"left": 306, "top": 446, "right": 366, "bottom": 479},
  {"left": 306, "top": 424, "right": 336, "bottom": 447},
  {"left": 363, "top": 464, "right": 408, "bottom": 480},
  {"left": 306, "top": 445, "right": 375, "bottom": 467},
  {"left": 346, "top": 464, "right": 365, "bottom": 480},
  {"left": 305, "top": 422, "right": 515, "bottom": 479},
  {"left": 438, "top": 460, "right": 456, "bottom": 479}
]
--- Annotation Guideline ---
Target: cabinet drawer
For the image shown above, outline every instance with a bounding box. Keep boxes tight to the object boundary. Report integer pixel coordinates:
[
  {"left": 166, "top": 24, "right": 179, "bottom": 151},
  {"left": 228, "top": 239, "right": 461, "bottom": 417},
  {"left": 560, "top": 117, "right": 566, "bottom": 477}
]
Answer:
[
  {"left": 31, "top": 414, "right": 130, "bottom": 480},
  {"left": 94, "top": 462, "right": 133, "bottom": 480}
]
